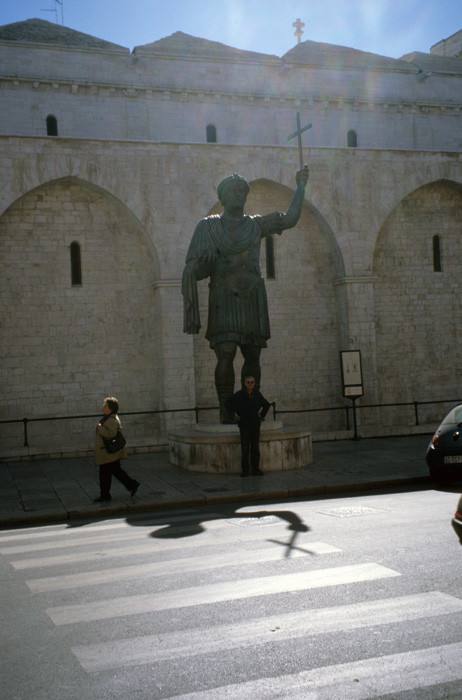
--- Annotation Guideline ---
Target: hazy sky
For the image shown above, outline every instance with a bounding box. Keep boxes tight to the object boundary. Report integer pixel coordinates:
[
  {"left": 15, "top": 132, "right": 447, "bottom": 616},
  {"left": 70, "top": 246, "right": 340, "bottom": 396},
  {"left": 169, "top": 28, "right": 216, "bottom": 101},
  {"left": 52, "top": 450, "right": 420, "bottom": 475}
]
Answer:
[{"left": 1, "top": 0, "right": 462, "bottom": 59}]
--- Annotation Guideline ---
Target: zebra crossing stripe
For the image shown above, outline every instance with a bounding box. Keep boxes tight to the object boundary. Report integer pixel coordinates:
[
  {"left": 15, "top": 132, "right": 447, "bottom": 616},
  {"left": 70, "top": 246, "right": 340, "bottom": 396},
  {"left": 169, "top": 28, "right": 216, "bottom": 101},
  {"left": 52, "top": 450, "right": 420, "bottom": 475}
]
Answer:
[
  {"left": 26, "top": 541, "right": 340, "bottom": 592},
  {"left": 0, "top": 520, "right": 130, "bottom": 544},
  {"left": 9, "top": 523, "right": 323, "bottom": 570},
  {"left": 0, "top": 511, "right": 221, "bottom": 544},
  {"left": 0, "top": 512, "right": 226, "bottom": 551},
  {"left": 46, "top": 562, "right": 400, "bottom": 625},
  {"left": 0, "top": 531, "right": 150, "bottom": 555},
  {"left": 71, "top": 591, "right": 462, "bottom": 672},
  {"left": 161, "top": 641, "right": 462, "bottom": 700}
]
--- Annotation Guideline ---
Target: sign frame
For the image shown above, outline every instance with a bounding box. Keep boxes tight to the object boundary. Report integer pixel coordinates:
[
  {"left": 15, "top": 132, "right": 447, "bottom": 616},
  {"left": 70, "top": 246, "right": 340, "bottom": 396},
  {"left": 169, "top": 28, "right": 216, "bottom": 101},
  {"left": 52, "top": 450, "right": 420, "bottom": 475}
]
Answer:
[{"left": 340, "top": 350, "right": 364, "bottom": 399}]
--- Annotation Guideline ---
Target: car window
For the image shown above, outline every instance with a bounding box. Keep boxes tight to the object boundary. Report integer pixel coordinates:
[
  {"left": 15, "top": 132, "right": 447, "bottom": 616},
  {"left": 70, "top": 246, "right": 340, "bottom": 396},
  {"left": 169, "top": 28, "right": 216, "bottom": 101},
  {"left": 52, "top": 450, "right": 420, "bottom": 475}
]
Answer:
[{"left": 442, "top": 406, "right": 462, "bottom": 424}]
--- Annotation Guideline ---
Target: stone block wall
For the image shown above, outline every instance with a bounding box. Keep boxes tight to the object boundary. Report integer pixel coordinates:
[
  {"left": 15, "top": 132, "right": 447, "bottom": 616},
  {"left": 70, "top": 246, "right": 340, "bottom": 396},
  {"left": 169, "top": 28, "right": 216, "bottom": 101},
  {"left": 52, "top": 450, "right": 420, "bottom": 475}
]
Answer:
[
  {"left": 0, "top": 137, "right": 461, "bottom": 452},
  {"left": 0, "top": 178, "right": 162, "bottom": 445},
  {"left": 1, "top": 80, "right": 461, "bottom": 152},
  {"left": 373, "top": 180, "right": 462, "bottom": 422},
  {"left": 1, "top": 37, "right": 461, "bottom": 152}
]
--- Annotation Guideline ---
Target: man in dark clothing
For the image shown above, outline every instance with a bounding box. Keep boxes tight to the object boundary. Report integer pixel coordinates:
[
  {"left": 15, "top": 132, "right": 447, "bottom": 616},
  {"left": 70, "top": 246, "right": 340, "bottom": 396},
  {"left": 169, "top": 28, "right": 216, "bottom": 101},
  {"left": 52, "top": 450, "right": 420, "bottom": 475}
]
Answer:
[{"left": 226, "top": 376, "right": 270, "bottom": 477}]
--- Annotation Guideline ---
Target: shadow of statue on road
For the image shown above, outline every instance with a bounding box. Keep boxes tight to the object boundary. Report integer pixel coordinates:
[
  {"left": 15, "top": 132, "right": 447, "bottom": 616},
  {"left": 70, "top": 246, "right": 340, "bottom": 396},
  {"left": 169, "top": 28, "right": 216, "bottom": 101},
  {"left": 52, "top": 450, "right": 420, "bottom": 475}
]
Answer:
[{"left": 126, "top": 505, "right": 313, "bottom": 558}]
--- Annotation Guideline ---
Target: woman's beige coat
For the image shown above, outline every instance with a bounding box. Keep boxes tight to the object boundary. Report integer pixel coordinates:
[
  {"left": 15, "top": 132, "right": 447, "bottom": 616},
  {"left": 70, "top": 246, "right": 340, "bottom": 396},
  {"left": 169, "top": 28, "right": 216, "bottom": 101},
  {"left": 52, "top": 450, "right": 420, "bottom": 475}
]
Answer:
[{"left": 94, "top": 413, "right": 127, "bottom": 465}]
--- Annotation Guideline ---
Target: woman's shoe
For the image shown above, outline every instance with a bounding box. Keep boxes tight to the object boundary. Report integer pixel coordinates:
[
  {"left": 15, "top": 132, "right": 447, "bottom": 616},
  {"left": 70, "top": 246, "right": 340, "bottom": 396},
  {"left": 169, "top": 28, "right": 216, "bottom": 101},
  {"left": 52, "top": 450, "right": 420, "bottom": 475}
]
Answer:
[
  {"left": 94, "top": 495, "right": 111, "bottom": 502},
  {"left": 130, "top": 481, "right": 140, "bottom": 497}
]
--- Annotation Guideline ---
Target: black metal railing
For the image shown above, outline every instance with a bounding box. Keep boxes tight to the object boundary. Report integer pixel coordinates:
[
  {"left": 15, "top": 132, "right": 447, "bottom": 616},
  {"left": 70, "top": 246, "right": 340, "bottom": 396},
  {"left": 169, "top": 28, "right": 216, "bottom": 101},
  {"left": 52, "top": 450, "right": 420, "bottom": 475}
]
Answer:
[
  {"left": 273, "top": 404, "right": 351, "bottom": 427},
  {"left": 356, "top": 398, "right": 462, "bottom": 427},
  {"left": 273, "top": 398, "right": 462, "bottom": 434},
  {"left": 0, "top": 408, "right": 202, "bottom": 448},
  {"left": 1, "top": 397, "right": 460, "bottom": 450}
]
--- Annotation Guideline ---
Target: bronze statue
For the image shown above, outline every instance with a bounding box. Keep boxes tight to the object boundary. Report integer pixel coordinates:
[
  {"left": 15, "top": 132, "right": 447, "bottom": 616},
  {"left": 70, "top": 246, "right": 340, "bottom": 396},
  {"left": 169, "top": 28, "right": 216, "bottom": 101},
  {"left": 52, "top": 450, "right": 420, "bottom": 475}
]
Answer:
[{"left": 182, "top": 166, "right": 309, "bottom": 423}]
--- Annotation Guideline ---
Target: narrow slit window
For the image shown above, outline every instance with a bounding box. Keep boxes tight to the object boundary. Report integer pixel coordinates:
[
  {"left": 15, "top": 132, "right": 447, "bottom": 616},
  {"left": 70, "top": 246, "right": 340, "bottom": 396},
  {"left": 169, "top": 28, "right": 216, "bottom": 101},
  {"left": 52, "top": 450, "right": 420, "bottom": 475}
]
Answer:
[
  {"left": 206, "top": 124, "right": 217, "bottom": 143},
  {"left": 433, "top": 235, "right": 442, "bottom": 272},
  {"left": 46, "top": 115, "right": 58, "bottom": 136},
  {"left": 70, "top": 242, "right": 82, "bottom": 285},
  {"left": 347, "top": 129, "right": 357, "bottom": 147},
  {"left": 265, "top": 236, "right": 275, "bottom": 279}
]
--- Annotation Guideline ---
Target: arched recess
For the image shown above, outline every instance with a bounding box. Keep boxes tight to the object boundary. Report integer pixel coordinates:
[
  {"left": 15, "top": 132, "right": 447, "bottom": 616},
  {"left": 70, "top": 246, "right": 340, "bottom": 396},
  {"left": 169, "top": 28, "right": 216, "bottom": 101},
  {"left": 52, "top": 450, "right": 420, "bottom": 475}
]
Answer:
[
  {"left": 188, "top": 177, "right": 346, "bottom": 431},
  {"left": 4, "top": 176, "right": 161, "bottom": 277},
  {"left": 367, "top": 171, "right": 462, "bottom": 266},
  {"left": 0, "top": 177, "right": 163, "bottom": 446},
  {"left": 372, "top": 179, "right": 462, "bottom": 424}
]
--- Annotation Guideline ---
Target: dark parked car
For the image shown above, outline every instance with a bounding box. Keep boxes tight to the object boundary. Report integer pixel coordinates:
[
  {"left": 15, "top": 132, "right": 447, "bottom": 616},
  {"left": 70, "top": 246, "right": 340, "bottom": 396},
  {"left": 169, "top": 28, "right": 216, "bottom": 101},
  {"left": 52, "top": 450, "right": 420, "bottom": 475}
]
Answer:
[
  {"left": 426, "top": 404, "right": 462, "bottom": 485},
  {"left": 452, "top": 496, "right": 462, "bottom": 544}
]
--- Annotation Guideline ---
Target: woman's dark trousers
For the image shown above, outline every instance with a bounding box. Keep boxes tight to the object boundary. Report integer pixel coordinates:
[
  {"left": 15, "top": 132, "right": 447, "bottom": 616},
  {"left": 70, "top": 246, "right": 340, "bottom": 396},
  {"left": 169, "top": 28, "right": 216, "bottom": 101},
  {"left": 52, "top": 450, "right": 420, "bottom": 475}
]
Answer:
[{"left": 99, "top": 460, "right": 135, "bottom": 497}]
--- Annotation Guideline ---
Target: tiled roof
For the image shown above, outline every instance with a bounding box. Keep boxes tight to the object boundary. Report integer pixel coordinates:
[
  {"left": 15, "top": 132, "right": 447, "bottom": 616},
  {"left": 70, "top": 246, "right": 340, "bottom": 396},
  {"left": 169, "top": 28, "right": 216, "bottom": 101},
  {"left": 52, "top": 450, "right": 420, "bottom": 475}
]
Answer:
[
  {"left": 282, "top": 39, "right": 417, "bottom": 72},
  {"left": 134, "top": 31, "right": 277, "bottom": 61},
  {"left": 0, "top": 18, "right": 127, "bottom": 51}
]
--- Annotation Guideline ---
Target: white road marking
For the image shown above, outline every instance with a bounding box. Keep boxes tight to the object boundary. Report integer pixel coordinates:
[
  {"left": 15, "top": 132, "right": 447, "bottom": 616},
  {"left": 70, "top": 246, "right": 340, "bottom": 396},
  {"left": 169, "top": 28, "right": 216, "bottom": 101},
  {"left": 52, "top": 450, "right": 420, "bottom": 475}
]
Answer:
[
  {"left": 0, "top": 514, "right": 229, "bottom": 554},
  {"left": 10, "top": 523, "right": 320, "bottom": 570},
  {"left": 71, "top": 591, "right": 462, "bottom": 672},
  {"left": 0, "top": 508, "right": 217, "bottom": 543},
  {"left": 47, "top": 563, "right": 400, "bottom": 625},
  {"left": 163, "top": 641, "right": 462, "bottom": 700},
  {"left": 26, "top": 541, "right": 340, "bottom": 592}
]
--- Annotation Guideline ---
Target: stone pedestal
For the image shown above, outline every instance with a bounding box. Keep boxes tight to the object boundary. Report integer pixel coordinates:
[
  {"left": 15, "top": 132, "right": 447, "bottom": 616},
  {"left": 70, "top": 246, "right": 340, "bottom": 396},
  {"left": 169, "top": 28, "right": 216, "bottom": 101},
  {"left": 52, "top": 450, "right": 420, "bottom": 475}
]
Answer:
[{"left": 168, "top": 421, "right": 312, "bottom": 473}]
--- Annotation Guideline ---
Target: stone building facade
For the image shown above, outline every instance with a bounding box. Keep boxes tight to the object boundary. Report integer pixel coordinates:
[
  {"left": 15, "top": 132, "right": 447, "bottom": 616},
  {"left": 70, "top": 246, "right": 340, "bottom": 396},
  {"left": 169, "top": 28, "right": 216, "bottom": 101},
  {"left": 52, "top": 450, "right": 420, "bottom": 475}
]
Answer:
[{"left": 0, "top": 19, "right": 461, "bottom": 454}]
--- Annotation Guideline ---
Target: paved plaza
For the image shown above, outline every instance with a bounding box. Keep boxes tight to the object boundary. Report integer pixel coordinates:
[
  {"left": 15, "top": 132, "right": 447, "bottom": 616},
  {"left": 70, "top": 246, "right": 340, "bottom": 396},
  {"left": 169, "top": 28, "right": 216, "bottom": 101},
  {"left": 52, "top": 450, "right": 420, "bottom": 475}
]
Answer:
[{"left": 0, "top": 434, "right": 434, "bottom": 527}]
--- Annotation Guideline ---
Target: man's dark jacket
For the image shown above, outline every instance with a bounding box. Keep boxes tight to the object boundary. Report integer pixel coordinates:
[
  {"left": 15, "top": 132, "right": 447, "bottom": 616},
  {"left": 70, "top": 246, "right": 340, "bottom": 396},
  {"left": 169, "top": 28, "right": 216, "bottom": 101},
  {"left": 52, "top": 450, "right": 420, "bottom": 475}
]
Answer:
[{"left": 226, "top": 388, "right": 270, "bottom": 429}]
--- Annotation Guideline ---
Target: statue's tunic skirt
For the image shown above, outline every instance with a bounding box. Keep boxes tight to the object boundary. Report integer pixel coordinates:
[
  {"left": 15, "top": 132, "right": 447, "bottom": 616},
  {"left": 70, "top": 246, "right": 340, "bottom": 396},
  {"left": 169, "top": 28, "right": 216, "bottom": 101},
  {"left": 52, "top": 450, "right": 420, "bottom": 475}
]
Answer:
[{"left": 207, "top": 273, "right": 270, "bottom": 349}]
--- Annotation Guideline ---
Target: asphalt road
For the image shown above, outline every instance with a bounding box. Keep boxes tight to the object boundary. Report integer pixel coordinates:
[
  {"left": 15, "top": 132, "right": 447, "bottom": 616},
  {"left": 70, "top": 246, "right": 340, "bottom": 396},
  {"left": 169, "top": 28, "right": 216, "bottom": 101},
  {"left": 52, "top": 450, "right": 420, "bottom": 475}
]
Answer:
[{"left": 0, "top": 487, "right": 461, "bottom": 700}]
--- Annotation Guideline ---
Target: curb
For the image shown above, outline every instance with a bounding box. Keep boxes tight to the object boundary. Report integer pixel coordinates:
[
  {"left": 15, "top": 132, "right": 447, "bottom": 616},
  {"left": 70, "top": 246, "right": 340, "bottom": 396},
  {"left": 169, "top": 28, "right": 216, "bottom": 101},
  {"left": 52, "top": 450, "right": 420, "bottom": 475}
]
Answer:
[{"left": 0, "top": 475, "right": 431, "bottom": 529}]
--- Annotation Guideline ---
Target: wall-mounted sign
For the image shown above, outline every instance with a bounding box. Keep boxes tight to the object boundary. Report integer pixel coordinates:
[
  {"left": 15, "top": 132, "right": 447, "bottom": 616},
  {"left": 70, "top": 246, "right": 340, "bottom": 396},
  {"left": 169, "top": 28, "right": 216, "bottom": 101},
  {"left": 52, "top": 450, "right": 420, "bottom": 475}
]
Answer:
[{"left": 340, "top": 350, "right": 364, "bottom": 398}]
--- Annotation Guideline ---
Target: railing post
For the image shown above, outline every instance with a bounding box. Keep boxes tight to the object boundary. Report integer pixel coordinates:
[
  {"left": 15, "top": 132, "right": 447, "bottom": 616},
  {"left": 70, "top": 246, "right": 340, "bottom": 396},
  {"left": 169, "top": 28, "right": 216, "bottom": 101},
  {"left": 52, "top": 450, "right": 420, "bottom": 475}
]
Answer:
[
  {"left": 23, "top": 417, "right": 29, "bottom": 447},
  {"left": 414, "top": 401, "right": 419, "bottom": 426},
  {"left": 272, "top": 401, "right": 276, "bottom": 420},
  {"left": 194, "top": 406, "right": 199, "bottom": 423},
  {"left": 345, "top": 405, "right": 350, "bottom": 431}
]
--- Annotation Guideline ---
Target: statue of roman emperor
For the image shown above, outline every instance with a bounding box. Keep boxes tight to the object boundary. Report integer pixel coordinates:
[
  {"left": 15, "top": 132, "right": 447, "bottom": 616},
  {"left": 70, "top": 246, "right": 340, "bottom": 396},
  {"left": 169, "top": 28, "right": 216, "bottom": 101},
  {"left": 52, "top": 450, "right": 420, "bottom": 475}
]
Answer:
[{"left": 182, "top": 166, "right": 309, "bottom": 423}]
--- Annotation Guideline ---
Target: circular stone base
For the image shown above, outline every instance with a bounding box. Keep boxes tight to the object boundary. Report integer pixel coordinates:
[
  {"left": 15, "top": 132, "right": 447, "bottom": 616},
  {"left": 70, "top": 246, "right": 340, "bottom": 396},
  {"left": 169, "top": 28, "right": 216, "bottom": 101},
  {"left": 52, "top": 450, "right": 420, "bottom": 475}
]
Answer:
[
  {"left": 168, "top": 423, "right": 312, "bottom": 473},
  {"left": 195, "top": 420, "right": 284, "bottom": 433}
]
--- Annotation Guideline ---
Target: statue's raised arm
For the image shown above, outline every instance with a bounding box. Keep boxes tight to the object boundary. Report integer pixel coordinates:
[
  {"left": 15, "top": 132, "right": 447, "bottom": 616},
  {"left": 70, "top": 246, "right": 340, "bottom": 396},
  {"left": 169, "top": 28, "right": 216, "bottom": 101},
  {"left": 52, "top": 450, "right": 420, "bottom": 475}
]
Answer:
[{"left": 281, "top": 165, "right": 309, "bottom": 231}]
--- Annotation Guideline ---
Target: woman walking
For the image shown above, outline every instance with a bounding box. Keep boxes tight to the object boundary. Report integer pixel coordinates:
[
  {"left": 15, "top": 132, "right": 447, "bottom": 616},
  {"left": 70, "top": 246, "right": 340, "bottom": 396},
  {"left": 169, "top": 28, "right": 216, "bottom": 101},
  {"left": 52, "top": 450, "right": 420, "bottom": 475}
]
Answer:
[{"left": 94, "top": 397, "right": 139, "bottom": 502}]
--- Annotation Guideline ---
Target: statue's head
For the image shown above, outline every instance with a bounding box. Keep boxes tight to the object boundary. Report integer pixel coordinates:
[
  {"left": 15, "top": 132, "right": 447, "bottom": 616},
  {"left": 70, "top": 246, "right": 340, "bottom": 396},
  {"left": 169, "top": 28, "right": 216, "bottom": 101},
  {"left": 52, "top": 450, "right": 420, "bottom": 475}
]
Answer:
[{"left": 217, "top": 174, "right": 249, "bottom": 205}]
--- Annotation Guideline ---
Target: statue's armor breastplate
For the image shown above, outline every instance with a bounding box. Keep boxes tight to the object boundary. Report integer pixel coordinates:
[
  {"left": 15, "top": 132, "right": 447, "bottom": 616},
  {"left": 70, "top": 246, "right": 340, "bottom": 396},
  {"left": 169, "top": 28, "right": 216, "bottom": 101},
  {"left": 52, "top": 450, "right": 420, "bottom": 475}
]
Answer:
[
  {"left": 215, "top": 249, "right": 261, "bottom": 295},
  {"left": 211, "top": 226, "right": 262, "bottom": 297}
]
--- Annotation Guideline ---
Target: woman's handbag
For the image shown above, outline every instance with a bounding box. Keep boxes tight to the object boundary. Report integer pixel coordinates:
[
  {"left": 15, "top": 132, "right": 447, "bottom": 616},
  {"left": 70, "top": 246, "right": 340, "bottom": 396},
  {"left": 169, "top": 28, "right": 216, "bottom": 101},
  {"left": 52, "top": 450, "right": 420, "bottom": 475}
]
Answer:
[{"left": 103, "top": 429, "right": 126, "bottom": 454}]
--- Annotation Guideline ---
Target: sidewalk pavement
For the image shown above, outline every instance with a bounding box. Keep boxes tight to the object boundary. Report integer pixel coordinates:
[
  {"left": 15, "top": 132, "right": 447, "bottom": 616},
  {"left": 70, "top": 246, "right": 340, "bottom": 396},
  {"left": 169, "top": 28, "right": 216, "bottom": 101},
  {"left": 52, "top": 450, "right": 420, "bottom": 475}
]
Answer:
[{"left": 0, "top": 434, "right": 434, "bottom": 528}]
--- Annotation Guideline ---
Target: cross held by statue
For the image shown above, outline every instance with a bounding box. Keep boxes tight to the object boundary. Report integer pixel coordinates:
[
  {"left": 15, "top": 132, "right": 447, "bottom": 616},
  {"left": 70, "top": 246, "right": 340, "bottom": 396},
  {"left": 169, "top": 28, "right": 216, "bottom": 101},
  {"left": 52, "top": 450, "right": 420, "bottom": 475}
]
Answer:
[{"left": 287, "top": 111, "right": 312, "bottom": 169}]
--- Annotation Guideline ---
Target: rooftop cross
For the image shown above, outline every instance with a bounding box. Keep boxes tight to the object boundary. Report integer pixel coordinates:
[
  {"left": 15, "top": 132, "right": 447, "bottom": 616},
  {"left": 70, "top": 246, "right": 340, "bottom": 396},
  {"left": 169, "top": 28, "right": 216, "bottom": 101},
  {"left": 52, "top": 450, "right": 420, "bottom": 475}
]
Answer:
[
  {"left": 292, "top": 18, "right": 305, "bottom": 44},
  {"left": 287, "top": 111, "right": 312, "bottom": 169}
]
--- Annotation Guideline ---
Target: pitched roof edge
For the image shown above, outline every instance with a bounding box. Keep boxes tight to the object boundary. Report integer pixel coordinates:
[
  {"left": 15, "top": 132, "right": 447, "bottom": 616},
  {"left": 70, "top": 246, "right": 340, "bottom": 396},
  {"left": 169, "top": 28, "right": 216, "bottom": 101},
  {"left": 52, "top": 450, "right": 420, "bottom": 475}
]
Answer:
[
  {"left": 133, "top": 31, "right": 279, "bottom": 62},
  {"left": 0, "top": 18, "right": 129, "bottom": 52}
]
